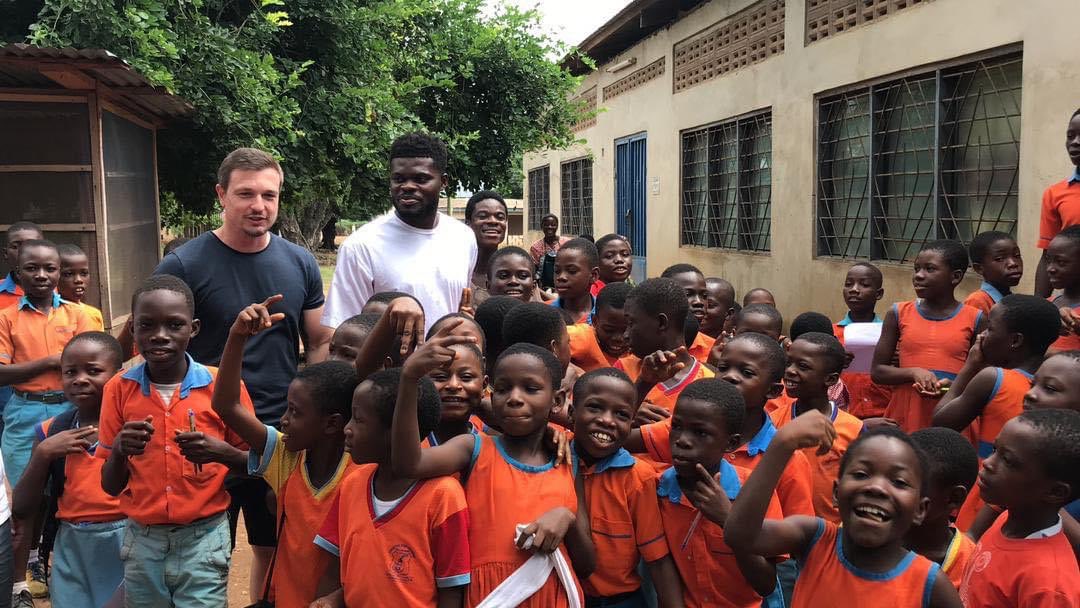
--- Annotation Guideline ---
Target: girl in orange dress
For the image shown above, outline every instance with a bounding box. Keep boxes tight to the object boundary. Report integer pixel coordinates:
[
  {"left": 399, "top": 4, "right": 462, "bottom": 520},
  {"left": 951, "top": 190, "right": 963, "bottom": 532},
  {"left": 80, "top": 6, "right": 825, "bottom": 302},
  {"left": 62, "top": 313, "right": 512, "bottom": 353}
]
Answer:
[
  {"left": 1045, "top": 226, "right": 1080, "bottom": 353},
  {"left": 872, "top": 241, "right": 986, "bottom": 433},
  {"left": 391, "top": 327, "right": 591, "bottom": 608}
]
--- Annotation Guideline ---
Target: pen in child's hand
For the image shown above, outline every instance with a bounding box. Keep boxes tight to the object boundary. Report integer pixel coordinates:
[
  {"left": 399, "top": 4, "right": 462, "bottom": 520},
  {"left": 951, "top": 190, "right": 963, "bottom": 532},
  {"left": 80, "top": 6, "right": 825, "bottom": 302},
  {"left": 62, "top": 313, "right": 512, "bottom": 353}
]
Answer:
[{"left": 188, "top": 409, "right": 202, "bottom": 474}]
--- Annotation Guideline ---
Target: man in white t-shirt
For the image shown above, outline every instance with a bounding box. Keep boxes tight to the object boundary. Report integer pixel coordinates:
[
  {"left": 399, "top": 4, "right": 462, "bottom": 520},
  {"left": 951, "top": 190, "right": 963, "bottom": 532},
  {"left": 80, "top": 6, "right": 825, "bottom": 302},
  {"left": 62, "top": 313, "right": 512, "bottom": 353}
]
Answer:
[{"left": 323, "top": 133, "right": 477, "bottom": 334}]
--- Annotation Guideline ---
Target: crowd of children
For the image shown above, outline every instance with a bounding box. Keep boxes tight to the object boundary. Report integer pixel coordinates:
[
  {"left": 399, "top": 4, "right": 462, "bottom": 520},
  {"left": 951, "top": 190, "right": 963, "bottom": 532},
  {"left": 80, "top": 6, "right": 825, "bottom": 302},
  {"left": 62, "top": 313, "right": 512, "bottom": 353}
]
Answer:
[{"left": 2, "top": 188, "right": 1080, "bottom": 608}]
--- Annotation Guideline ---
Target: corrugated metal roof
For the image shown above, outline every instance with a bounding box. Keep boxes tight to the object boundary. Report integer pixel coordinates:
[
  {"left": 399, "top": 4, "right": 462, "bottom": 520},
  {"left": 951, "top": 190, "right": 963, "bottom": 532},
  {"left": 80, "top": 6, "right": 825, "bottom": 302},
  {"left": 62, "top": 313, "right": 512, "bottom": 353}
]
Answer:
[{"left": 0, "top": 44, "right": 192, "bottom": 120}]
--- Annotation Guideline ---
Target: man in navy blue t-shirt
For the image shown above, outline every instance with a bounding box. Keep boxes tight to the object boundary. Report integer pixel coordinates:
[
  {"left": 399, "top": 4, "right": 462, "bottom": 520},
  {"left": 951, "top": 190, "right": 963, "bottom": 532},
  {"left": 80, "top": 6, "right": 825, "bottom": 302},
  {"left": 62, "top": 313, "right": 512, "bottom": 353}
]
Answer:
[{"left": 154, "top": 148, "right": 331, "bottom": 599}]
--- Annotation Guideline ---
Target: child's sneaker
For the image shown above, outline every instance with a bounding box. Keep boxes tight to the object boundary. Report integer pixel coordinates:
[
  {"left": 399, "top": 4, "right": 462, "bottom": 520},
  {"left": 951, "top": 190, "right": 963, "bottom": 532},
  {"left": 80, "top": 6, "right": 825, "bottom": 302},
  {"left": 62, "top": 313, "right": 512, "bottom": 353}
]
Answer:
[
  {"left": 11, "top": 588, "right": 34, "bottom": 608},
  {"left": 26, "top": 561, "right": 48, "bottom": 598}
]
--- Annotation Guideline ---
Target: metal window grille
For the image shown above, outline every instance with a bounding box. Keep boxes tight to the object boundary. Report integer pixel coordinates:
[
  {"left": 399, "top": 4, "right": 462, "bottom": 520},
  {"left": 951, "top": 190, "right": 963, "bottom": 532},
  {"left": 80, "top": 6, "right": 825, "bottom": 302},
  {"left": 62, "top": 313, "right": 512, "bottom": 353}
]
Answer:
[
  {"left": 560, "top": 158, "right": 593, "bottom": 237},
  {"left": 816, "top": 52, "right": 1021, "bottom": 263},
  {"left": 527, "top": 166, "right": 550, "bottom": 231},
  {"left": 681, "top": 111, "right": 772, "bottom": 251}
]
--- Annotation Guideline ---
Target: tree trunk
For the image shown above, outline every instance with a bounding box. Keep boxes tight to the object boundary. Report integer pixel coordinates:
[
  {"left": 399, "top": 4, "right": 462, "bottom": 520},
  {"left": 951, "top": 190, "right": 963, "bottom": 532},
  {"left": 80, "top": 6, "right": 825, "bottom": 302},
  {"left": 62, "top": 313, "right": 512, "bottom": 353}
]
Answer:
[{"left": 279, "top": 198, "right": 335, "bottom": 251}]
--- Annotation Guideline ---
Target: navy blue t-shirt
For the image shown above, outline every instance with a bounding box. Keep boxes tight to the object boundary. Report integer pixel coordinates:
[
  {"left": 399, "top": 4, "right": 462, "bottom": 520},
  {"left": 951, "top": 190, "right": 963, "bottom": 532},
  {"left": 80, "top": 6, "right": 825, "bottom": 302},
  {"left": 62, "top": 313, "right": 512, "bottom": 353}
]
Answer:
[{"left": 155, "top": 232, "right": 324, "bottom": 424}]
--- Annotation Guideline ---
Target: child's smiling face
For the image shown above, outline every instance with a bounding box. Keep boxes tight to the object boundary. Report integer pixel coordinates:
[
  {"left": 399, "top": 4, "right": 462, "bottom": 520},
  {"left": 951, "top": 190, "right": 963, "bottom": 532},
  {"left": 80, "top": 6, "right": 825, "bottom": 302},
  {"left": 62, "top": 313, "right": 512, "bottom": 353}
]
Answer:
[
  {"left": 428, "top": 345, "right": 485, "bottom": 424},
  {"left": 1045, "top": 235, "right": 1080, "bottom": 292},
  {"left": 836, "top": 435, "right": 928, "bottom": 548},
  {"left": 597, "top": 238, "right": 632, "bottom": 284},
  {"left": 715, "top": 338, "right": 783, "bottom": 412},
  {"left": 491, "top": 353, "right": 560, "bottom": 437},
  {"left": 489, "top": 253, "right": 535, "bottom": 303},
  {"left": 1024, "top": 354, "right": 1080, "bottom": 412},
  {"left": 783, "top": 340, "right": 837, "bottom": 401},
  {"left": 572, "top": 375, "right": 636, "bottom": 462}
]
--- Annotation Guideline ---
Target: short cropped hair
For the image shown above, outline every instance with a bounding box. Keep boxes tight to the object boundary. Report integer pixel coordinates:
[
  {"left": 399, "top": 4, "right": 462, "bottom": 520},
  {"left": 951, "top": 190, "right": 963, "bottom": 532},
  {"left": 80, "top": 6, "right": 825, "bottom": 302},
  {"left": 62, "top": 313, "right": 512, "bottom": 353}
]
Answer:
[
  {"left": 705, "top": 277, "right": 735, "bottom": 300},
  {"left": 7, "top": 222, "right": 43, "bottom": 238},
  {"left": 627, "top": 278, "right": 689, "bottom": 329},
  {"left": 789, "top": 312, "right": 834, "bottom": 341},
  {"left": 62, "top": 331, "right": 123, "bottom": 369},
  {"left": 724, "top": 332, "right": 786, "bottom": 384},
  {"left": 678, "top": 378, "right": 745, "bottom": 437},
  {"left": 998, "top": 294, "right": 1062, "bottom": 356},
  {"left": 541, "top": 213, "right": 558, "bottom": 225},
  {"left": 502, "top": 303, "right": 565, "bottom": 350},
  {"left": 465, "top": 190, "right": 507, "bottom": 221},
  {"left": 295, "top": 361, "right": 359, "bottom": 419},
  {"left": 1053, "top": 224, "right": 1080, "bottom": 247},
  {"left": 661, "top": 263, "right": 703, "bottom": 279},
  {"left": 910, "top": 427, "right": 979, "bottom": 493},
  {"left": 475, "top": 296, "right": 524, "bottom": 360},
  {"left": 849, "top": 262, "right": 883, "bottom": 287},
  {"left": 487, "top": 247, "right": 535, "bottom": 280},
  {"left": 595, "top": 234, "right": 630, "bottom": 254},
  {"left": 1017, "top": 409, "right": 1080, "bottom": 502},
  {"left": 840, "top": 426, "right": 929, "bottom": 496},
  {"left": 742, "top": 288, "right": 775, "bottom": 306},
  {"left": 573, "top": 367, "right": 633, "bottom": 405},
  {"left": 56, "top": 243, "right": 86, "bottom": 259},
  {"left": 426, "top": 312, "right": 486, "bottom": 347},
  {"left": 793, "top": 331, "right": 847, "bottom": 375},
  {"left": 390, "top": 132, "right": 448, "bottom": 172},
  {"left": 341, "top": 312, "right": 382, "bottom": 331},
  {"left": 17, "top": 239, "right": 59, "bottom": 264},
  {"left": 365, "top": 291, "right": 419, "bottom": 311},
  {"left": 217, "top": 147, "right": 283, "bottom": 191},
  {"left": 366, "top": 368, "right": 441, "bottom": 440},
  {"left": 595, "top": 281, "right": 633, "bottom": 312},
  {"left": 736, "top": 303, "right": 783, "bottom": 334},
  {"left": 920, "top": 239, "right": 968, "bottom": 272},
  {"left": 969, "top": 231, "right": 1016, "bottom": 266},
  {"left": 495, "top": 342, "right": 563, "bottom": 389},
  {"left": 131, "top": 274, "right": 194, "bottom": 317},
  {"left": 559, "top": 237, "right": 599, "bottom": 269}
]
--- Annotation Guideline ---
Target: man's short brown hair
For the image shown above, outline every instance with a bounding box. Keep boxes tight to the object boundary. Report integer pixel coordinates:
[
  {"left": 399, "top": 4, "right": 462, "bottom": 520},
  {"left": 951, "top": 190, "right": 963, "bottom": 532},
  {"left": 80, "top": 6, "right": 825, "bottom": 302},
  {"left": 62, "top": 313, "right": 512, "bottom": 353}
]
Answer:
[{"left": 217, "top": 148, "right": 284, "bottom": 191}]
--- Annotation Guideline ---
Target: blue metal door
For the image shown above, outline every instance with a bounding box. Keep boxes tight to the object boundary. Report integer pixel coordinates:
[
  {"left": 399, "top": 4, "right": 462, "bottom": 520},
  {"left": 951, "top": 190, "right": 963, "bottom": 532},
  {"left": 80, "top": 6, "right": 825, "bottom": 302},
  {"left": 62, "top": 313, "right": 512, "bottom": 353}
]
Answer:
[{"left": 615, "top": 133, "right": 647, "bottom": 283}]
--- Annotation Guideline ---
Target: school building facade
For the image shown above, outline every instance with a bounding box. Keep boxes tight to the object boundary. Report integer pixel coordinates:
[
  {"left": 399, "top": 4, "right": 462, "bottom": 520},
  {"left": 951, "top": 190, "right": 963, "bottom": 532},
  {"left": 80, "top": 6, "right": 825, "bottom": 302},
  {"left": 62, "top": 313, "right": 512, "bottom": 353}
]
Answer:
[{"left": 522, "top": 0, "right": 1080, "bottom": 319}]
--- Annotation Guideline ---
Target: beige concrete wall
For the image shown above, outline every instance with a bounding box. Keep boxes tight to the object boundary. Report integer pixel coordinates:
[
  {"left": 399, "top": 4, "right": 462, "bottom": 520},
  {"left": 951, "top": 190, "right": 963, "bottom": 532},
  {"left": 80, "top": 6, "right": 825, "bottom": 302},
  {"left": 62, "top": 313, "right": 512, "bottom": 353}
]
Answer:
[{"left": 524, "top": 0, "right": 1080, "bottom": 323}]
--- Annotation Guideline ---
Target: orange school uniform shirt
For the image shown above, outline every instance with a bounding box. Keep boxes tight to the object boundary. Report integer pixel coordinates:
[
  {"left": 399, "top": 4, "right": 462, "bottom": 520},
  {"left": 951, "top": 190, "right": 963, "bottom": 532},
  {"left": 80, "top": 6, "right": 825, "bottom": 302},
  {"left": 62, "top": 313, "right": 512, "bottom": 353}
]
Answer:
[
  {"left": 688, "top": 332, "right": 715, "bottom": 365},
  {"left": 959, "top": 513, "right": 1080, "bottom": 607},
  {"left": 885, "top": 301, "right": 982, "bottom": 434},
  {"left": 964, "top": 282, "right": 1008, "bottom": 318},
  {"left": 770, "top": 401, "right": 863, "bottom": 523},
  {"left": 96, "top": 357, "right": 253, "bottom": 526},
  {"left": 1048, "top": 296, "right": 1080, "bottom": 351},
  {"left": 640, "top": 412, "right": 814, "bottom": 518},
  {"left": 941, "top": 527, "right": 976, "bottom": 589},
  {"left": 251, "top": 426, "right": 357, "bottom": 608},
  {"left": 833, "top": 317, "right": 893, "bottom": 420},
  {"left": 1037, "top": 173, "right": 1080, "bottom": 249},
  {"left": 315, "top": 464, "right": 471, "bottom": 608},
  {"left": 792, "top": 519, "right": 941, "bottom": 608},
  {"left": 465, "top": 434, "right": 581, "bottom": 607},
  {"left": 36, "top": 416, "right": 123, "bottom": 524},
  {"left": 644, "top": 359, "right": 714, "bottom": 413},
  {"left": 0, "top": 273, "right": 22, "bottom": 311},
  {"left": 567, "top": 324, "right": 618, "bottom": 372},
  {"left": 578, "top": 446, "right": 669, "bottom": 599},
  {"left": 0, "top": 294, "right": 91, "bottom": 393},
  {"left": 657, "top": 461, "right": 783, "bottom": 608},
  {"left": 78, "top": 302, "right": 104, "bottom": 331}
]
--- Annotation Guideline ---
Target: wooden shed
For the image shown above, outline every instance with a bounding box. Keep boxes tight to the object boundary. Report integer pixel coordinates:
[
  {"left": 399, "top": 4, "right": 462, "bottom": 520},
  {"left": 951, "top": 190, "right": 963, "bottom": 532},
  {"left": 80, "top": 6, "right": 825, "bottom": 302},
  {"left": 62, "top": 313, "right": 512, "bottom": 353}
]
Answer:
[{"left": 0, "top": 44, "right": 190, "bottom": 330}]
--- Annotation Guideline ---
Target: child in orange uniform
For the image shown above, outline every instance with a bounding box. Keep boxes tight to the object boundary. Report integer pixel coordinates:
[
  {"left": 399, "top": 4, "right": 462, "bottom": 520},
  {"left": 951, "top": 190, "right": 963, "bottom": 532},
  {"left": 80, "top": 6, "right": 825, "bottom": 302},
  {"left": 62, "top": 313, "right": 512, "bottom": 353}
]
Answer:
[
  {"left": 725, "top": 418, "right": 963, "bottom": 607},
  {"left": 622, "top": 279, "right": 714, "bottom": 429},
  {"left": 502, "top": 302, "right": 578, "bottom": 429},
  {"left": 11, "top": 332, "right": 124, "bottom": 607},
  {"left": 57, "top": 244, "right": 104, "bottom": 331},
  {"left": 97, "top": 275, "right": 251, "bottom": 606},
  {"left": 423, "top": 342, "right": 486, "bottom": 447},
  {"left": 700, "top": 277, "right": 736, "bottom": 340},
  {"left": 834, "top": 262, "right": 893, "bottom": 419},
  {"left": 657, "top": 378, "right": 784, "bottom": 607},
  {"left": 1044, "top": 225, "right": 1080, "bottom": 353},
  {"left": 959, "top": 410, "right": 1080, "bottom": 607},
  {"left": 552, "top": 238, "right": 599, "bottom": 325},
  {"left": 595, "top": 234, "right": 633, "bottom": 286},
  {"left": 873, "top": 240, "right": 985, "bottom": 433},
  {"left": 392, "top": 338, "right": 593, "bottom": 607},
  {"left": 661, "top": 264, "right": 714, "bottom": 363},
  {"left": 311, "top": 368, "right": 471, "bottom": 608},
  {"left": 212, "top": 295, "right": 359, "bottom": 608},
  {"left": 770, "top": 333, "right": 863, "bottom": 522},
  {"left": 570, "top": 368, "right": 684, "bottom": 607},
  {"left": 964, "top": 231, "right": 1023, "bottom": 317},
  {"left": 904, "top": 428, "right": 979, "bottom": 589},
  {"left": 0, "top": 223, "right": 42, "bottom": 311},
  {"left": 567, "top": 282, "right": 631, "bottom": 372}
]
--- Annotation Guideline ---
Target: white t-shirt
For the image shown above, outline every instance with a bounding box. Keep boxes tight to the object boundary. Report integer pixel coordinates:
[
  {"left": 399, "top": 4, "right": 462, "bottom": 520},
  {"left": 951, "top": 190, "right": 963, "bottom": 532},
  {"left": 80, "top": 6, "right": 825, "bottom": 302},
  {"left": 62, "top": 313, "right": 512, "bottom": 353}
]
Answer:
[
  {"left": 0, "top": 453, "right": 10, "bottom": 525},
  {"left": 322, "top": 211, "right": 477, "bottom": 333}
]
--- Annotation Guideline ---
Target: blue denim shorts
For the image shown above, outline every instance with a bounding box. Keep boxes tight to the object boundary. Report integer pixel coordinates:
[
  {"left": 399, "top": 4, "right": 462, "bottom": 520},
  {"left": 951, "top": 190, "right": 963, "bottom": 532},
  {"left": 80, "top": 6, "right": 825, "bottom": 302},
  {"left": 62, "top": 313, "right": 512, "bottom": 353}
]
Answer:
[
  {"left": 53, "top": 519, "right": 126, "bottom": 608},
  {"left": 1, "top": 393, "right": 71, "bottom": 486},
  {"left": 121, "top": 513, "right": 231, "bottom": 608}
]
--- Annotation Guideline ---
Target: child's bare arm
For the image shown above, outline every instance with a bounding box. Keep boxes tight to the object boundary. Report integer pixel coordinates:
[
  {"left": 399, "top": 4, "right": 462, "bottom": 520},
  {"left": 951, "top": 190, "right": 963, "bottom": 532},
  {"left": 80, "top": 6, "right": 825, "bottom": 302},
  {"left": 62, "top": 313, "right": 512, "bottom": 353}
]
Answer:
[
  {"left": 0, "top": 355, "right": 61, "bottom": 386},
  {"left": 965, "top": 504, "right": 1002, "bottom": 541},
  {"left": 734, "top": 552, "right": 776, "bottom": 598},
  {"left": 624, "top": 428, "right": 645, "bottom": 452},
  {"left": 355, "top": 296, "right": 425, "bottom": 380},
  {"left": 725, "top": 411, "right": 835, "bottom": 556},
  {"left": 211, "top": 296, "right": 286, "bottom": 457},
  {"left": 564, "top": 469, "right": 596, "bottom": 579},
  {"left": 391, "top": 321, "right": 478, "bottom": 479},
  {"left": 314, "top": 556, "right": 340, "bottom": 598},
  {"left": 645, "top": 555, "right": 685, "bottom": 608},
  {"left": 932, "top": 365, "right": 997, "bottom": 431},
  {"left": 927, "top": 570, "right": 963, "bottom": 608},
  {"left": 435, "top": 586, "right": 465, "bottom": 608}
]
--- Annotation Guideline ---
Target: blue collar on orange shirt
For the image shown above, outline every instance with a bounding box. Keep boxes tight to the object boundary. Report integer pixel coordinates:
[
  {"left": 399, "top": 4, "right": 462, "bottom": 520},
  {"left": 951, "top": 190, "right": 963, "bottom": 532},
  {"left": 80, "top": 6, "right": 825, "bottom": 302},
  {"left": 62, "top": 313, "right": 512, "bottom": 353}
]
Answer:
[
  {"left": 836, "top": 313, "right": 882, "bottom": 327},
  {"left": 573, "top": 443, "right": 635, "bottom": 474},
  {"left": 18, "top": 292, "right": 62, "bottom": 312},
  {"left": 980, "top": 281, "right": 1008, "bottom": 304},
  {"left": 657, "top": 459, "right": 742, "bottom": 504},
  {"left": 1069, "top": 168, "right": 1080, "bottom": 184},
  {"left": 552, "top": 296, "right": 596, "bottom": 325},
  {"left": 0, "top": 273, "right": 18, "bottom": 295},
  {"left": 745, "top": 413, "right": 778, "bottom": 457},
  {"left": 122, "top": 354, "right": 212, "bottom": 399}
]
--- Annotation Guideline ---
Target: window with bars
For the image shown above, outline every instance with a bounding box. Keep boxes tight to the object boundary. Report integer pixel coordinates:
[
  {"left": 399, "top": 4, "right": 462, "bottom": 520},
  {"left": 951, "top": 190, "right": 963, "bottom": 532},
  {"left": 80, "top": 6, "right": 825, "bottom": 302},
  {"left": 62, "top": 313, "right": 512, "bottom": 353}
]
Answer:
[
  {"left": 816, "top": 52, "right": 1021, "bottom": 263},
  {"left": 560, "top": 158, "right": 593, "bottom": 237},
  {"left": 680, "top": 111, "right": 773, "bottom": 251},
  {"left": 527, "top": 166, "right": 550, "bottom": 231}
]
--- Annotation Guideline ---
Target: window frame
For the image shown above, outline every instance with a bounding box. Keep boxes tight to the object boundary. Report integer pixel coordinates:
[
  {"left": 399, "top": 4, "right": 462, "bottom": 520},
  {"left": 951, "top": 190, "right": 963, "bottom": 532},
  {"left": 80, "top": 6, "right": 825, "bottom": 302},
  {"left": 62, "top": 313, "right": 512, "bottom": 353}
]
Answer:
[
  {"left": 526, "top": 165, "right": 550, "bottom": 231},
  {"left": 559, "top": 156, "right": 594, "bottom": 238}
]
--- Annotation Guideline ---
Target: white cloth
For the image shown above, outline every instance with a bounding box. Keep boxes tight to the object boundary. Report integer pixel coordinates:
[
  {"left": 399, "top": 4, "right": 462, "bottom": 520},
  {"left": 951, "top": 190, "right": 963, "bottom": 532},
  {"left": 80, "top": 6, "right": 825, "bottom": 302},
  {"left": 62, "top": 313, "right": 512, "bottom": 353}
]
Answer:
[
  {"left": 842, "top": 323, "right": 883, "bottom": 374},
  {"left": 151, "top": 382, "right": 179, "bottom": 404},
  {"left": 0, "top": 453, "right": 9, "bottom": 524},
  {"left": 371, "top": 491, "right": 409, "bottom": 518},
  {"left": 322, "top": 211, "right": 478, "bottom": 333},
  {"left": 475, "top": 524, "right": 582, "bottom": 608}
]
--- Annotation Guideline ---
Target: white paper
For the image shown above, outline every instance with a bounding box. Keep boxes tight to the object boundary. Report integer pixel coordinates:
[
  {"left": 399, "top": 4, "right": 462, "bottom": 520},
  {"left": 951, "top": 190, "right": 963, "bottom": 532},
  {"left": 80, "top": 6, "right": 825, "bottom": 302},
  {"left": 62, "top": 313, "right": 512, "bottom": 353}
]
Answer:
[{"left": 843, "top": 323, "right": 883, "bottom": 374}]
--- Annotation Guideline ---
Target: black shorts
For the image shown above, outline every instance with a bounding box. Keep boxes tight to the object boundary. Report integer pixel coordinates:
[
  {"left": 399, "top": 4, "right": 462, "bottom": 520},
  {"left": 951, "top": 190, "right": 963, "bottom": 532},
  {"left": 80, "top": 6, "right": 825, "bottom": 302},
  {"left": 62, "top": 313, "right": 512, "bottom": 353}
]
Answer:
[{"left": 227, "top": 475, "right": 277, "bottom": 548}]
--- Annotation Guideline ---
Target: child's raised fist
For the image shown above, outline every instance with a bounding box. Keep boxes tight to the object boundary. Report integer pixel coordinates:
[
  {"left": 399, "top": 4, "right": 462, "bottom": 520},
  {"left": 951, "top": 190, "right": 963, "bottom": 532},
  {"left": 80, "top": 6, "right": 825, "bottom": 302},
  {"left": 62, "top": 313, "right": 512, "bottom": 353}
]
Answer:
[{"left": 775, "top": 409, "right": 836, "bottom": 456}]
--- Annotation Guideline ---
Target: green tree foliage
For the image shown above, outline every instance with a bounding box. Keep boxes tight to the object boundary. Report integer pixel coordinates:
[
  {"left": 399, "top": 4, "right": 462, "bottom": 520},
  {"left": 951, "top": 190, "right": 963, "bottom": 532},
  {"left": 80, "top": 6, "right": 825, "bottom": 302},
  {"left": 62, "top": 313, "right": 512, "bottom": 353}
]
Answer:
[{"left": 25, "top": 0, "right": 584, "bottom": 248}]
